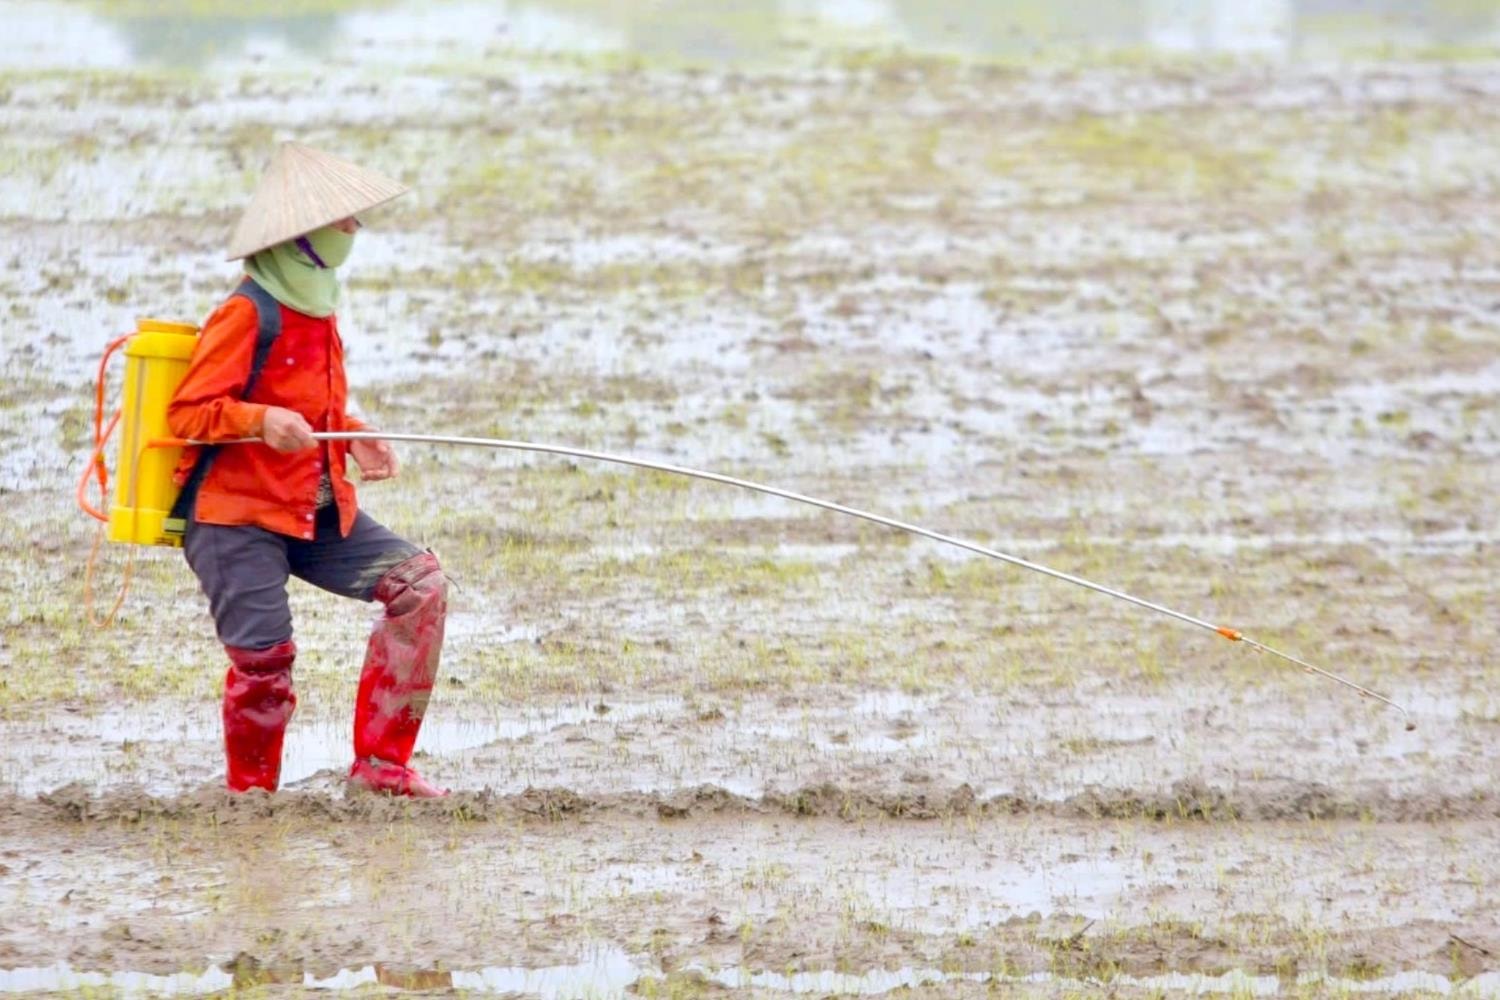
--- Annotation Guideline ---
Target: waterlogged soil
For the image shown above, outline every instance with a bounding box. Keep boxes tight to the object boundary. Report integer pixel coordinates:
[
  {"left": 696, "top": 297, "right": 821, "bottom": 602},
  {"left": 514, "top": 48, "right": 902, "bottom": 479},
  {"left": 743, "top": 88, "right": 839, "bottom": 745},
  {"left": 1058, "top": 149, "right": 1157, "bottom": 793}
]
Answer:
[
  {"left": 4, "top": 4, "right": 1500, "bottom": 995},
  {"left": 4, "top": 694, "right": 1498, "bottom": 992},
  {"left": 5, "top": 685, "right": 1497, "bottom": 817},
  {"left": 4, "top": 693, "right": 1498, "bottom": 989},
  {"left": 4, "top": 804, "right": 1499, "bottom": 992}
]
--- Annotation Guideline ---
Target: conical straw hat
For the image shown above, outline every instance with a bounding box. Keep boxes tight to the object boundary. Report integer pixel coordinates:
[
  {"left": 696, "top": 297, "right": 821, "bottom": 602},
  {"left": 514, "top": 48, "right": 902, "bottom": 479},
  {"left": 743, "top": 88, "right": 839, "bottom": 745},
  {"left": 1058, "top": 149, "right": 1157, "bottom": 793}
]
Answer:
[{"left": 225, "top": 142, "right": 410, "bottom": 260}]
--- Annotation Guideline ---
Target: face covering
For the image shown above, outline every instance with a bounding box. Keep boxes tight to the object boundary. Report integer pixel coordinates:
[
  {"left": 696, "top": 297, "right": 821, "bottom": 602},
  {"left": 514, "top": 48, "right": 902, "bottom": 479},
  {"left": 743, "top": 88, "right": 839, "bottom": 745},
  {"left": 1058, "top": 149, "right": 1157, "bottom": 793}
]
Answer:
[
  {"left": 242, "top": 224, "right": 355, "bottom": 318},
  {"left": 303, "top": 225, "right": 355, "bottom": 269}
]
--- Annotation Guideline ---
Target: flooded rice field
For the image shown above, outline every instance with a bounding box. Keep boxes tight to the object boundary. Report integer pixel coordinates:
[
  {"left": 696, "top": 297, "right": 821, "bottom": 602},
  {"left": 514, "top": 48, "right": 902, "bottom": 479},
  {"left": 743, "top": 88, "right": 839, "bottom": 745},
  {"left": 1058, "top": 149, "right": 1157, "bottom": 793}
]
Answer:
[{"left": 2, "top": 0, "right": 1499, "bottom": 995}]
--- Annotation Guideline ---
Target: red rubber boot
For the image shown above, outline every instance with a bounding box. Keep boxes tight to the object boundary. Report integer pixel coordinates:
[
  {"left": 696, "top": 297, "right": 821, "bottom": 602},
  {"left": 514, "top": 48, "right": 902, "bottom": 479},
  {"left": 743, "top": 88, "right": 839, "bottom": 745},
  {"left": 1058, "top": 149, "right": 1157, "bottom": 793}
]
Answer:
[
  {"left": 222, "top": 640, "right": 297, "bottom": 793},
  {"left": 348, "top": 552, "right": 449, "bottom": 798}
]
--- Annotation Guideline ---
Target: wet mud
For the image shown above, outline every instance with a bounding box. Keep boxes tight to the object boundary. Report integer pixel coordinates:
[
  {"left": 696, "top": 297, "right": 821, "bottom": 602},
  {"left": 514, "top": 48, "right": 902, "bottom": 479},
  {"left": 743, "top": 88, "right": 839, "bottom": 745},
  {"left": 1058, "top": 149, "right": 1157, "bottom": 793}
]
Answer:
[
  {"left": 4, "top": 807, "right": 1499, "bottom": 992},
  {"left": 4, "top": 1, "right": 1500, "bottom": 995},
  {"left": 16, "top": 772, "right": 1500, "bottom": 826},
  {"left": 8, "top": 684, "right": 1500, "bottom": 826},
  {"left": 4, "top": 682, "right": 1498, "bottom": 994}
]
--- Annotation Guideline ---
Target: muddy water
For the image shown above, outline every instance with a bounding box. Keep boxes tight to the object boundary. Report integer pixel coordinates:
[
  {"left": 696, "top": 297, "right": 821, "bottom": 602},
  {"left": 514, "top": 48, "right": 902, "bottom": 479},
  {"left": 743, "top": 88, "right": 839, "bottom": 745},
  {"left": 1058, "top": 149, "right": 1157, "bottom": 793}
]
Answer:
[
  {"left": 5, "top": 0, "right": 1500, "bottom": 995},
  {"left": 0, "top": 945, "right": 645, "bottom": 996},
  {"left": 13, "top": 0, "right": 1500, "bottom": 72},
  {"left": 5, "top": 959, "right": 1497, "bottom": 997},
  {"left": 4, "top": 674, "right": 1496, "bottom": 989},
  {"left": 8, "top": 680, "right": 1493, "bottom": 814},
  {"left": 4, "top": 808, "right": 1498, "bottom": 992}
]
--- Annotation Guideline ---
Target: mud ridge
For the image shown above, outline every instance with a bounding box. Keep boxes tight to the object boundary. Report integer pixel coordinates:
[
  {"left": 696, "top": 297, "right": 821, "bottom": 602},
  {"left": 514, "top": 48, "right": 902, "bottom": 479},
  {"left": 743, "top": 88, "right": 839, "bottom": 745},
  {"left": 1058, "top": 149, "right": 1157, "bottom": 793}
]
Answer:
[{"left": 21, "top": 778, "right": 1499, "bottom": 826}]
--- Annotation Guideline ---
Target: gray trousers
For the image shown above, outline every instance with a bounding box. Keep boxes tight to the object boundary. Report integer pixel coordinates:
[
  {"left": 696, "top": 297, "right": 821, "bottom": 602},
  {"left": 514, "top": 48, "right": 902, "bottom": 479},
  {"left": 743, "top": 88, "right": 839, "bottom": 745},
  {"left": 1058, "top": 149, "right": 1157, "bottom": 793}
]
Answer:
[{"left": 184, "top": 505, "right": 420, "bottom": 650}]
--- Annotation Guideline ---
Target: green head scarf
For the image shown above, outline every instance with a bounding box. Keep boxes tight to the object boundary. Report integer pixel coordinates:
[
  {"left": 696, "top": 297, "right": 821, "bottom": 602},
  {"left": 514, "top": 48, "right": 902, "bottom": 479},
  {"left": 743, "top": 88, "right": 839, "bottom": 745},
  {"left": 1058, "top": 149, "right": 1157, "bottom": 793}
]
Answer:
[{"left": 243, "top": 224, "right": 355, "bottom": 318}]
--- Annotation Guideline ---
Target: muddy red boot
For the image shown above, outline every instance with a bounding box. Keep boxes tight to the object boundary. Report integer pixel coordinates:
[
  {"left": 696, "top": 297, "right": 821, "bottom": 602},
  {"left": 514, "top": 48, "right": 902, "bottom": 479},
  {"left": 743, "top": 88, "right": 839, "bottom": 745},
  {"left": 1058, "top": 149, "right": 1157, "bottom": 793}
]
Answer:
[
  {"left": 348, "top": 757, "right": 448, "bottom": 798},
  {"left": 222, "top": 640, "right": 297, "bottom": 793},
  {"left": 348, "top": 552, "right": 449, "bottom": 798}
]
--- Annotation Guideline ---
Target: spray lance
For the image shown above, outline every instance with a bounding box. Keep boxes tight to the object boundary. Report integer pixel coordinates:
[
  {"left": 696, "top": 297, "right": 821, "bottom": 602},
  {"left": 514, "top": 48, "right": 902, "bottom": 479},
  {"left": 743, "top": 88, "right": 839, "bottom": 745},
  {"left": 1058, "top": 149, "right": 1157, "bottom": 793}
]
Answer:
[{"left": 78, "top": 320, "right": 1416, "bottom": 731}]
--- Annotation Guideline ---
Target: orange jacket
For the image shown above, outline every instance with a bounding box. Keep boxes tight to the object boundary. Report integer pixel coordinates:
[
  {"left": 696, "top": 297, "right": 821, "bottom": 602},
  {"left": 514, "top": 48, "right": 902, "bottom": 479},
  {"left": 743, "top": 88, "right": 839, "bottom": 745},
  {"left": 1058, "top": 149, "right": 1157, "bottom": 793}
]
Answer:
[{"left": 168, "top": 293, "right": 369, "bottom": 540}]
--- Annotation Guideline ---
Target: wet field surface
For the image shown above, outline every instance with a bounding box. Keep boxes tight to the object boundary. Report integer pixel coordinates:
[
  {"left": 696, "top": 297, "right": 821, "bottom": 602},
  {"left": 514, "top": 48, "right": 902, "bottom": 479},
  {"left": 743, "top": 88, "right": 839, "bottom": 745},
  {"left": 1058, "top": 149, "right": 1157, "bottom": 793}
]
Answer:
[{"left": 3, "top": 1, "right": 1499, "bottom": 995}]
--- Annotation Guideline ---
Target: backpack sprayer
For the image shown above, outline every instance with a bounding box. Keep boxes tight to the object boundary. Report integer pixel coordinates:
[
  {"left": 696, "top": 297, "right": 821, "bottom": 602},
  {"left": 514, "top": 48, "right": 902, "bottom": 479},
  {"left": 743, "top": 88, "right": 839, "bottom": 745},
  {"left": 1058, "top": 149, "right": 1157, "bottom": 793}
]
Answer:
[
  {"left": 78, "top": 318, "right": 200, "bottom": 546},
  {"left": 77, "top": 322, "right": 1416, "bottom": 730}
]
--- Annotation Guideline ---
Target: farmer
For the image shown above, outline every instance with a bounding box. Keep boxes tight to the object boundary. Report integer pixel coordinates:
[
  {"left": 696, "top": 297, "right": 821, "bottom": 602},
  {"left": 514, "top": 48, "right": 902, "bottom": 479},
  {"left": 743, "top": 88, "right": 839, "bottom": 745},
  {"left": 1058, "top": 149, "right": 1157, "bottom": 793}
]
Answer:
[{"left": 167, "top": 141, "right": 447, "bottom": 797}]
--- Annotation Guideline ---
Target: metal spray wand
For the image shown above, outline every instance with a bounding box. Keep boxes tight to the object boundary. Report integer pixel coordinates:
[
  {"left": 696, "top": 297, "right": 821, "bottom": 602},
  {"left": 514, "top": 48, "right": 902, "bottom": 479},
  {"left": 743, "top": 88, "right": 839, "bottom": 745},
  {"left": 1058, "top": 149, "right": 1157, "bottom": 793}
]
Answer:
[{"left": 154, "top": 430, "right": 1416, "bottom": 730}]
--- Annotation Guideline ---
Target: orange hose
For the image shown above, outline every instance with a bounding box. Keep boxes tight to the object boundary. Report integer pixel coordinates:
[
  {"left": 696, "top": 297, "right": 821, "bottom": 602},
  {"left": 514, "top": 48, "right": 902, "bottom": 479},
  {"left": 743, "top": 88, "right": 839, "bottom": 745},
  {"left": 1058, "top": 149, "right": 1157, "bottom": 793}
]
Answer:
[
  {"left": 79, "top": 334, "right": 137, "bottom": 627},
  {"left": 76, "top": 409, "right": 120, "bottom": 522},
  {"left": 78, "top": 334, "right": 131, "bottom": 521},
  {"left": 84, "top": 520, "right": 135, "bottom": 629}
]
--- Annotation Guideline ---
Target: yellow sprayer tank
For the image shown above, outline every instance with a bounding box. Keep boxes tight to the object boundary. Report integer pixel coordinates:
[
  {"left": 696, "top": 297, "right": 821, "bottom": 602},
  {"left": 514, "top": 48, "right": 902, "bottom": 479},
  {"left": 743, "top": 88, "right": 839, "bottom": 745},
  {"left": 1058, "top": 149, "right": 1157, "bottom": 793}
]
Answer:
[{"left": 109, "top": 318, "right": 199, "bottom": 547}]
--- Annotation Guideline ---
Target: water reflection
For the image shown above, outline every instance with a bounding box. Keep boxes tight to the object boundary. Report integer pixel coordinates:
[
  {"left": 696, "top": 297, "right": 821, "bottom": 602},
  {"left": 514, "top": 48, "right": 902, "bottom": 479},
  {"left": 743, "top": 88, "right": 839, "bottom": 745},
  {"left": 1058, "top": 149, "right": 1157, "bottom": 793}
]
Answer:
[
  {"left": 4, "top": 956, "right": 1497, "bottom": 998},
  {"left": 15, "top": 0, "right": 1500, "bottom": 71},
  {"left": 892, "top": 0, "right": 1152, "bottom": 57},
  {"left": 0, "top": 945, "right": 645, "bottom": 997},
  {"left": 556, "top": 0, "right": 786, "bottom": 64},
  {"left": 99, "top": 8, "right": 345, "bottom": 68}
]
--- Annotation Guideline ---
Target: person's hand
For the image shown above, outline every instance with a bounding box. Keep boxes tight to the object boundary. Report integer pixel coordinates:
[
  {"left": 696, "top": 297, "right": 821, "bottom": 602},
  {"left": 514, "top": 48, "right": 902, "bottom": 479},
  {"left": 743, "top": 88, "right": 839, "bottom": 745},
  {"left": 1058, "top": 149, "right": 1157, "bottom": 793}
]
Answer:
[
  {"left": 261, "top": 407, "right": 316, "bottom": 452},
  {"left": 350, "top": 437, "right": 399, "bottom": 482}
]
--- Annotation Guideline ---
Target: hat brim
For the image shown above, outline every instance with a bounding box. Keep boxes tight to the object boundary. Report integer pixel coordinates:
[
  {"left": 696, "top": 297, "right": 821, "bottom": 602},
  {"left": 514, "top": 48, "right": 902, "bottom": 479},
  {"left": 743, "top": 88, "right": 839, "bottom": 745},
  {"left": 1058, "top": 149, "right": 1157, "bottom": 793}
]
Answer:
[{"left": 226, "top": 142, "right": 410, "bottom": 261}]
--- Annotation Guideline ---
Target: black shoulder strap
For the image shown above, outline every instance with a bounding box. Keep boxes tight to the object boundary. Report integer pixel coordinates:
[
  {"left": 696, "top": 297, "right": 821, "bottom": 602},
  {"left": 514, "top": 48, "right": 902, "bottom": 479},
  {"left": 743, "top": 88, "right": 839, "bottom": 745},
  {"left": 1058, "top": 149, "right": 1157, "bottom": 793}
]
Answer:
[
  {"left": 164, "top": 279, "right": 282, "bottom": 536},
  {"left": 236, "top": 278, "right": 283, "bottom": 397}
]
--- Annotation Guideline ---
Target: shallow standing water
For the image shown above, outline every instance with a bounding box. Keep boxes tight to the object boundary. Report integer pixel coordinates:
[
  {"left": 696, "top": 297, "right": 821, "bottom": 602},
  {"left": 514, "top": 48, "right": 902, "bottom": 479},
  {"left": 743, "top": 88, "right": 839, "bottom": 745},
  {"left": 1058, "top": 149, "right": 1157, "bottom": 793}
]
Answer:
[{"left": 2, "top": 0, "right": 1498, "bottom": 995}]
